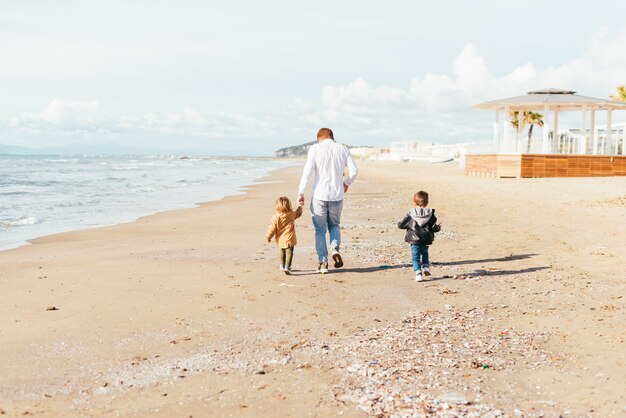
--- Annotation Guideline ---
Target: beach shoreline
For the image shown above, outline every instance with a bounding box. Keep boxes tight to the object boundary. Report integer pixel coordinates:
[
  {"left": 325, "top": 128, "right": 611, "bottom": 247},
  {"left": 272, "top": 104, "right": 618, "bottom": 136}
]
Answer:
[
  {"left": 1, "top": 160, "right": 625, "bottom": 417},
  {"left": 0, "top": 155, "right": 299, "bottom": 252}
]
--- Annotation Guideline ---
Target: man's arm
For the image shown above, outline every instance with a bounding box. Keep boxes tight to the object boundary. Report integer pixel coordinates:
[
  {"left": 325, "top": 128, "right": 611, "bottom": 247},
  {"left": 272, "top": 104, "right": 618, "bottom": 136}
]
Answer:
[
  {"left": 297, "top": 147, "right": 315, "bottom": 205},
  {"left": 343, "top": 148, "right": 358, "bottom": 191}
]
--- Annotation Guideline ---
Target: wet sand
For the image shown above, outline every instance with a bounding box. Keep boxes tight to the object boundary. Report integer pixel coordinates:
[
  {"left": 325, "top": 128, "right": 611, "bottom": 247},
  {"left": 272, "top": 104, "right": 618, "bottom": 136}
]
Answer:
[{"left": 0, "top": 161, "right": 625, "bottom": 417}]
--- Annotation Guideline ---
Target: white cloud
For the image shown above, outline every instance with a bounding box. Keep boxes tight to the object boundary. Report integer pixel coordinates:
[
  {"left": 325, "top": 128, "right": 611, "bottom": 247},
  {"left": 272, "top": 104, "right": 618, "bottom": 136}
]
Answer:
[
  {"left": 38, "top": 99, "right": 99, "bottom": 123},
  {"left": 409, "top": 31, "right": 626, "bottom": 112},
  {"left": 292, "top": 31, "right": 626, "bottom": 144},
  {"left": 5, "top": 102, "right": 270, "bottom": 138},
  {"left": 321, "top": 78, "right": 410, "bottom": 109},
  {"left": 288, "top": 98, "right": 314, "bottom": 113},
  {"left": 113, "top": 109, "right": 274, "bottom": 143},
  {"left": 3, "top": 30, "right": 626, "bottom": 152},
  {"left": 5, "top": 99, "right": 100, "bottom": 128}
]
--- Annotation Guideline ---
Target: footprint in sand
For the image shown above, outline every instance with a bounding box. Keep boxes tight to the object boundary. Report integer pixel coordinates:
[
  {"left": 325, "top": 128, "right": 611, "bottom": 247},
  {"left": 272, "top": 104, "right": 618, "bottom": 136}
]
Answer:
[
  {"left": 169, "top": 336, "right": 192, "bottom": 345},
  {"left": 131, "top": 355, "right": 148, "bottom": 365}
]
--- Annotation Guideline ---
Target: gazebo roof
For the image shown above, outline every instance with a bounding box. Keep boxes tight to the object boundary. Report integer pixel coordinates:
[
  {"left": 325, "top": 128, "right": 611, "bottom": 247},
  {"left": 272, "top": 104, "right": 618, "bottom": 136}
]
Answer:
[{"left": 474, "top": 88, "right": 626, "bottom": 111}]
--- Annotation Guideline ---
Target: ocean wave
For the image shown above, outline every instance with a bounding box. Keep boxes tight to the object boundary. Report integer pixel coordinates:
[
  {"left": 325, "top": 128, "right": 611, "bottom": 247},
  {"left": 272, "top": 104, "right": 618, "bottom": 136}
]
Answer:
[
  {"left": 0, "top": 191, "right": 28, "bottom": 196},
  {"left": 42, "top": 158, "right": 80, "bottom": 163},
  {"left": 0, "top": 215, "right": 41, "bottom": 227},
  {"left": 9, "top": 180, "right": 62, "bottom": 187},
  {"left": 57, "top": 199, "right": 101, "bottom": 208},
  {"left": 0, "top": 156, "right": 293, "bottom": 250}
]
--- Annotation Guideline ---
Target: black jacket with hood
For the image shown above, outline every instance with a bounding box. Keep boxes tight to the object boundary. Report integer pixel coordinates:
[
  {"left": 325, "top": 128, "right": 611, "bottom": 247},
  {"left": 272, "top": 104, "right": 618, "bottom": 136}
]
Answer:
[{"left": 397, "top": 207, "right": 440, "bottom": 245}]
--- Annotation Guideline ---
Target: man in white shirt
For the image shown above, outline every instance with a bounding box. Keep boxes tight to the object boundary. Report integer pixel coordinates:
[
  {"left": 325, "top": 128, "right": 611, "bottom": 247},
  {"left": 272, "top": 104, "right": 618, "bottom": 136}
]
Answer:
[{"left": 297, "top": 128, "right": 358, "bottom": 274}]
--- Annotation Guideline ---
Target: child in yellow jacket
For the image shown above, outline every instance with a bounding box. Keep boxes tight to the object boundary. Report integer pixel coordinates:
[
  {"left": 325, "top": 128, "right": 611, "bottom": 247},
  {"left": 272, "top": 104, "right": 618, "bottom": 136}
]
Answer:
[{"left": 266, "top": 196, "right": 303, "bottom": 275}]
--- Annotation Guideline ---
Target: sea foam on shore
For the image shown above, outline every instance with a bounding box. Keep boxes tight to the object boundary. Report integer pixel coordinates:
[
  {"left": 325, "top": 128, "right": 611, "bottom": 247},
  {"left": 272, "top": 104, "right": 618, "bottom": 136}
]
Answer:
[{"left": 0, "top": 155, "right": 292, "bottom": 250}]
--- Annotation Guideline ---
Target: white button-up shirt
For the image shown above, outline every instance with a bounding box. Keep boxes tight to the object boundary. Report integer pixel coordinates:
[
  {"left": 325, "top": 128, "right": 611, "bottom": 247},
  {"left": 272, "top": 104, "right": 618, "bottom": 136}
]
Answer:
[{"left": 298, "top": 139, "right": 358, "bottom": 202}]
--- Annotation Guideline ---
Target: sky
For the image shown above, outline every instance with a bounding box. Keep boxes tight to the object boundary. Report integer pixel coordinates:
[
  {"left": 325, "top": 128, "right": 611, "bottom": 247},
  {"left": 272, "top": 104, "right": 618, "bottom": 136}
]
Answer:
[{"left": 1, "top": 0, "right": 626, "bottom": 155}]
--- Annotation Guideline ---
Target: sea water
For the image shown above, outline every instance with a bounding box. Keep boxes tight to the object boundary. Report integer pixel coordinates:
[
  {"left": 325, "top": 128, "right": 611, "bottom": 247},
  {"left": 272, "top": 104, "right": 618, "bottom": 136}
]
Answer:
[{"left": 0, "top": 155, "right": 293, "bottom": 250}]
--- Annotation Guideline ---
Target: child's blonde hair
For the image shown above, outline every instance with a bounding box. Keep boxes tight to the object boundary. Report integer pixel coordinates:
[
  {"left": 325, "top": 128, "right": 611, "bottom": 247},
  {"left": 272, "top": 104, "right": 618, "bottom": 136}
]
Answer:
[{"left": 275, "top": 196, "right": 293, "bottom": 213}]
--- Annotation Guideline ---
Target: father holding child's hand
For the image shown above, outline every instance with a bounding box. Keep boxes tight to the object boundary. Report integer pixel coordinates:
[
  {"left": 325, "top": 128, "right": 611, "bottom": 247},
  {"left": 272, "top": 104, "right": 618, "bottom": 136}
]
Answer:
[{"left": 297, "top": 128, "right": 358, "bottom": 274}]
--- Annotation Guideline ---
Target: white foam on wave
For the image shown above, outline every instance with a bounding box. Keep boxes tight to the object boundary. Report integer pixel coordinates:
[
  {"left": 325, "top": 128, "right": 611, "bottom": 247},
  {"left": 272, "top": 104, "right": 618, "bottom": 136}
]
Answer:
[
  {"left": 0, "top": 155, "right": 295, "bottom": 250},
  {"left": 1, "top": 216, "right": 41, "bottom": 227}
]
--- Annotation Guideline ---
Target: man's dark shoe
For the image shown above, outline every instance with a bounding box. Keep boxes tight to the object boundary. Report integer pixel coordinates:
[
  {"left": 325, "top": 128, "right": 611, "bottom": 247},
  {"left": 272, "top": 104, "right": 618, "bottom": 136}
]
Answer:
[{"left": 331, "top": 249, "right": 343, "bottom": 268}]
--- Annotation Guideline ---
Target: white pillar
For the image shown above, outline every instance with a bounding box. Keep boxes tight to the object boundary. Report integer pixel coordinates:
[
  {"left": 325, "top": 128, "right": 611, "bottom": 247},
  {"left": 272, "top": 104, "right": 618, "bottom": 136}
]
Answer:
[
  {"left": 591, "top": 109, "right": 597, "bottom": 155},
  {"left": 503, "top": 105, "right": 510, "bottom": 153},
  {"left": 553, "top": 108, "right": 559, "bottom": 154},
  {"left": 622, "top": 123, "right": 626, "bottom": 156},
  {"left": 542, "top": 104, "right": 550, "bottom": 153},
  {"left": 615, "top": 124, "right": 620, "bottom": 155},
  {"left": 606, "top": 108, "right": 613, "bottom": 155},
  {"left": 515, "top": 110, "right": 521, "bottom": 153},
  {"left": 493, "top": 109, "right": 500, "bottom": 153},
  {"left": 580, "top": 108, "right": 587, "bottom": 154}
]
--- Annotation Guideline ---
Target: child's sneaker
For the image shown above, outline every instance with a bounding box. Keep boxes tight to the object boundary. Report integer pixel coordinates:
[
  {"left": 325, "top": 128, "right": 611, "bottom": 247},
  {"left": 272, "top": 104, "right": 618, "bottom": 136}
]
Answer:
[
  {"left": 279, "top": 264, "right": 285, "bottom": 271},
  {"left": 317, "top": 262, "right": 329, "bottom": 274},
  {"left": 283, "top": 266, "right": 291, "bottom": 275},
  {"left": 422, "top": 266, "right": 431, "bottom": 276},
  {"left": 415, "top": 271, "right": 424, "bottom": 282}
]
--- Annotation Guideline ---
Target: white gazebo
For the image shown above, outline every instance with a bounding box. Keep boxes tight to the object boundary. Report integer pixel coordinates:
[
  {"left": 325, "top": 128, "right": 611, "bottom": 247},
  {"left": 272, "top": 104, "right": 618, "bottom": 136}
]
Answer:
[
  {"left": 474, "top": 88, "right": 626, "bottom": 155},
  {"left": 466, "top": 89, "right": 626, "bottom": 178}
]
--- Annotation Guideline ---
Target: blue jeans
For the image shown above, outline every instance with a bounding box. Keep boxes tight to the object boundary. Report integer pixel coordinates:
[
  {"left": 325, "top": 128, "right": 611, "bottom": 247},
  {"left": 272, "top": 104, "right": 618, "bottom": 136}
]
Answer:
[
  {"left": 411, "top": 244, "right": 429, "bottom": 271},
  {"left": 311, "top": 198, "right": 343, "bottom": 263}
]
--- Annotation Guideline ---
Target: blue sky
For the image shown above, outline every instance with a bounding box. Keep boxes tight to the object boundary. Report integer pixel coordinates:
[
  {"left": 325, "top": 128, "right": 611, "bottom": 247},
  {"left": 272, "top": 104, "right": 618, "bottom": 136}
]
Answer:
[{"left": 1, "top": 0, "right": 626, "bottom": 154}]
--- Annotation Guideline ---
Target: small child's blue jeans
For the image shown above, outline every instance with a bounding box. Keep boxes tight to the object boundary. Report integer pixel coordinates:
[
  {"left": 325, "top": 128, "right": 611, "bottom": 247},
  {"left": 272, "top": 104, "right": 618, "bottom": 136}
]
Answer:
[{"left": 411, "top": 244, "right": 429, "bottom": 271}]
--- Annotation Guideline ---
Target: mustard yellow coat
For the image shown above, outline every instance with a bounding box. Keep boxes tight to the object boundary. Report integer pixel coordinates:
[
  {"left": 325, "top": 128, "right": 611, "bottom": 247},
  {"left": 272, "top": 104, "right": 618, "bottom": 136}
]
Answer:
[{"left": 266, "top": 206, "right": 302, "bottom": 248}]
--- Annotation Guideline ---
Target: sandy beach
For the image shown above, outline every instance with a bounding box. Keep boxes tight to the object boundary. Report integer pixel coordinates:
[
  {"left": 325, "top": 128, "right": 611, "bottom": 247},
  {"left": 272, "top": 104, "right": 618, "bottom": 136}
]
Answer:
[{"left": 1, "top": 160, "right": 625, "bottom": 417}]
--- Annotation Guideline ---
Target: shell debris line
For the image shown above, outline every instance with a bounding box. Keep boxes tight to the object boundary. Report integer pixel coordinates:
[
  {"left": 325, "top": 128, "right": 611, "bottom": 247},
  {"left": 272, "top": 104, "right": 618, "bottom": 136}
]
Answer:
[{"left": 294, "top": 307, "right": 554, "bottom": 417}]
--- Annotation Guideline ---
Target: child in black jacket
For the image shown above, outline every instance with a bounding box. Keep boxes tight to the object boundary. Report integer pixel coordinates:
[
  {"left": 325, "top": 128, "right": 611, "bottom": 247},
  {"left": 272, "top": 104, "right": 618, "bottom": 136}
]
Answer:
[{"left": 398, "top": 190, "right": 441, "bottom": 282}]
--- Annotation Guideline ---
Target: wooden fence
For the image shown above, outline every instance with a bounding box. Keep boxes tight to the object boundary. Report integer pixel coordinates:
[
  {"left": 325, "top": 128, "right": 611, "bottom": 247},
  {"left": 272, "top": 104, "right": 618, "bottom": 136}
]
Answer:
[{"left": 466, "top": 154, "right": 626, "bottom": 178}]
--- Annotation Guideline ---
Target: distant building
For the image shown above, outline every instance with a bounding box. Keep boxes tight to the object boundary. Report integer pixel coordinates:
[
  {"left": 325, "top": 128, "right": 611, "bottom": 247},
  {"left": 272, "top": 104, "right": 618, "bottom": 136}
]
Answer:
[
  {"left": 349, "top": 147, "right": 386, "bottom": 160},
  {"left": 379, "top": 141, "right": 490, "bottom": 165}
]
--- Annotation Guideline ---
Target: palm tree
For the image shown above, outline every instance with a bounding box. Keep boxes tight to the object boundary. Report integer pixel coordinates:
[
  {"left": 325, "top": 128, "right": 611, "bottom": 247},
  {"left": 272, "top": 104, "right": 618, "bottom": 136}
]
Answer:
[
  {"left": 508, "top": 111, "right": 544, "bottom": 153},
  {"left": 523, "top": 112, "right": 544, "bottom": 153},
  {"left": 509, "top": 111, "right": 523, "bottom": 151},
  {"left": 610, "top": 85, "right": 626, "bottom": 102},
  {"left": 509, "top": 111, "right": 521, "bottom": 130}
]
